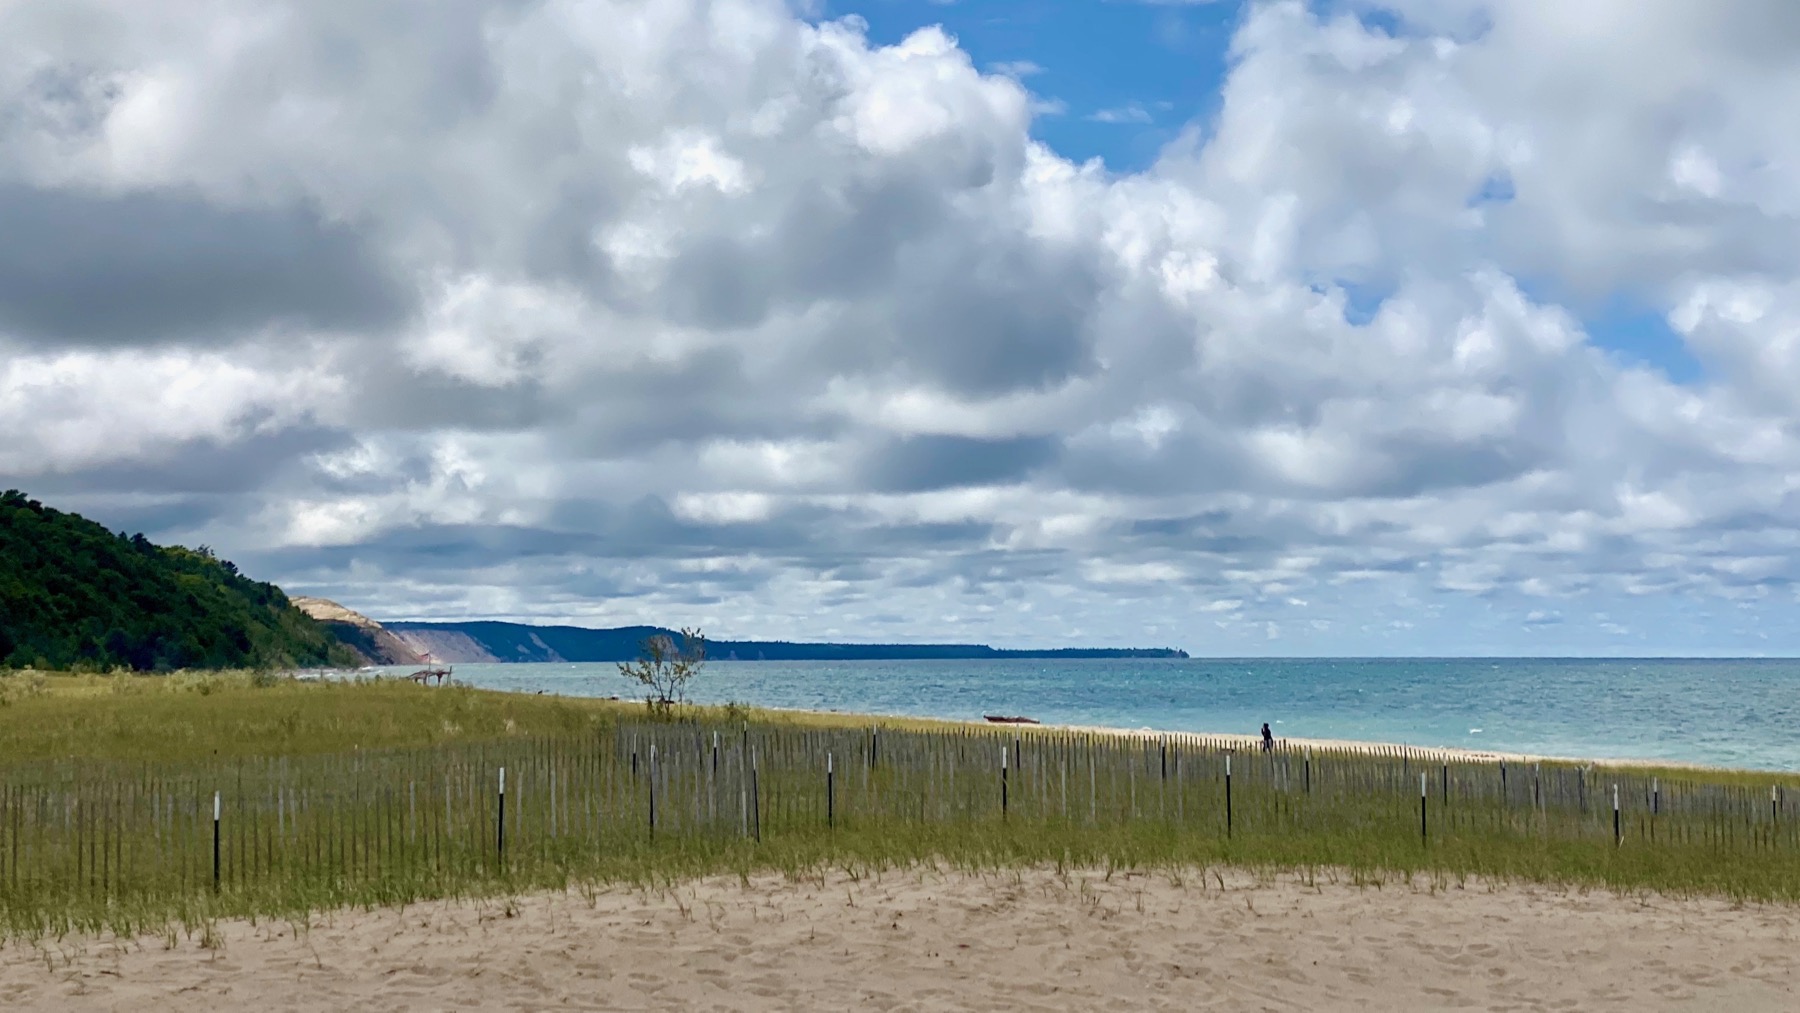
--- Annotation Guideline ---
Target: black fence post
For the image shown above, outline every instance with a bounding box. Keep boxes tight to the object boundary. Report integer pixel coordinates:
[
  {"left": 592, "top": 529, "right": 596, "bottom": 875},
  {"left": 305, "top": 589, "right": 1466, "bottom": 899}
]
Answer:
[
  {"left": 827, "top": 752, "right": 835, "bottom": 830},
  {"left": 1650, "top": 776, "right": 1658, "bottom": 842},
  {"left": 1225, "top": 754, "right": 1233, "bottom": 838},
  {"left": 1001, "top": 745, "right": 1009, "bottom": 819},
  {"left": 1620, "top": 784, "right": 1634, "bottom": 849},
  {"left": 212, "top": 791, "right": 221, "bottom": 892},
  {"left": 497, "top": 766, "right": 506, "bottom": 868}
]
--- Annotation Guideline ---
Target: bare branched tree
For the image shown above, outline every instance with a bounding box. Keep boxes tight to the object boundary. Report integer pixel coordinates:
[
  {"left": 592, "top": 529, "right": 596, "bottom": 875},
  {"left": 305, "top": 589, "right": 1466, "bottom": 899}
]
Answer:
[{"left": 617, "top": 627, "right": 706, "bottom": 717}]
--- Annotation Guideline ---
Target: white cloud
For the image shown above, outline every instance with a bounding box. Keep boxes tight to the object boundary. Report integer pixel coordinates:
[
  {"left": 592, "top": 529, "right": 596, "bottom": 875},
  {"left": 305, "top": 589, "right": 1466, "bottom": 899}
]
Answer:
[
  {"left": 1088, "top": 103, "right": 1153, "bottom": 124},
  {"left": 627, "top": 131, "right": 753, "bottom": 195},
  {"left": 2, "top": 0, "right": 1800, "bottom": 653},
  {"left": 989, "top": 60, "right": 1044, "bottom": 79},
  {"left": 0, "top": 345, "right": 341, "bottom": 473}
]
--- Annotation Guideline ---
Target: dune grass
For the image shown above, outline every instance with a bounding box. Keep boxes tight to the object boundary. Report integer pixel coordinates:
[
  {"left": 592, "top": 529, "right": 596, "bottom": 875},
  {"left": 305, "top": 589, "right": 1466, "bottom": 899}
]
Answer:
[
  {"left": 0, "top": 671, "right": 631, "bottom": 761},
  {"left": 0, "top": 670, "right": 984, "bottom": 762},
  {"left": 0, "top": 671, "right": 1798, "bottom": 941}
]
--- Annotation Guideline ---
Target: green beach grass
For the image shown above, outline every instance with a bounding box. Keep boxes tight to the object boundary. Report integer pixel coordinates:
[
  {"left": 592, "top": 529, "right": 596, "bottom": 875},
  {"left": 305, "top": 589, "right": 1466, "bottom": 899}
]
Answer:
[{"left": 0, "top": 670, "right": 1797, "bottom": 941}]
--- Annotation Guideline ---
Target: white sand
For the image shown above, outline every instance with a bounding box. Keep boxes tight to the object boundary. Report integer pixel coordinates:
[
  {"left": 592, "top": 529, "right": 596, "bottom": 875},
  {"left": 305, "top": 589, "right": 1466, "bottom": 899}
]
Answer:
[{"left": 5, "top": 868, "right": 1795, "bottom": 1011}]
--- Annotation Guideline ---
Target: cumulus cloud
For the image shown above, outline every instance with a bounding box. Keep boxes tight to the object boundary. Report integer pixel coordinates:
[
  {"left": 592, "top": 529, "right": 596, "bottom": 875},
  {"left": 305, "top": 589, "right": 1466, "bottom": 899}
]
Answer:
[{"left": 4, "top": 0, "right": 1800, "bottom": 653}]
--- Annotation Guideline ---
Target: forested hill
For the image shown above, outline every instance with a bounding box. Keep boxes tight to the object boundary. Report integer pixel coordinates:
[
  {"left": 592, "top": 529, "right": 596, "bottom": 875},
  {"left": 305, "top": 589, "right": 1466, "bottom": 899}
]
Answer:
[
  {"left": 385, "top": 620, "right": 1189, "bottom": 663},
  {"left": 0, "top": 491, "right": 357, "bottom": 671}
]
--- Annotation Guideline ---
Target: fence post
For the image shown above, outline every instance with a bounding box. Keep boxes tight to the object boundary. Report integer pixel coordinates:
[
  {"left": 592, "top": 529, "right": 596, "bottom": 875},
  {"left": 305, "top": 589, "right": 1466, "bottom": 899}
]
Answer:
[
  {"left": 751, "top": 747, "right": 761, "bottom": 843},
  {"left": 1419, "top": 773, "right": 1427, "bottom": 843},
  {"left": 1304, "top": 749, "right": 1311, "bottom": 794},
  {"left": 827, "top": 752, "right": 835, "bottom": 830},
  {"left": 212, "top": 791, "right": 221, "bottom": 892},
  {"left": 1650, "top": 776, "right": 1659, "bottom": 841},
  {"left": 1225, "top": 754, "right": 1233, "bottom": 838},
  {"left": 1089, "top": 748, "right": 1097, "bottom": 825},
  {"left": 1001, "top": 745, "right": 1009, "bottom": 819},
  {"left": 1062, "top": 752, "right": 1071, "bottom": 823},
  {"left": 497, "top": 767, "right": 506, "bottom": 868},
  {"left": 649, "top": 744, "right": 657, "bottom": 839},
  {"left": 1613, "top": 784, "right": 1621, "bottom": 846},
  {"left": 1172, "top": 741, "right": 1182, "bottom": 823}
]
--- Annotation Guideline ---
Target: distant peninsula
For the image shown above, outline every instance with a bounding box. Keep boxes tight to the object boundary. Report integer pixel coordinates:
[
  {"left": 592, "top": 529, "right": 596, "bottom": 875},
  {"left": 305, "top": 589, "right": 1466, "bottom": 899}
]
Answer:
[{"left": 380, "top": 618, "right": 1189, "bottom": 664}]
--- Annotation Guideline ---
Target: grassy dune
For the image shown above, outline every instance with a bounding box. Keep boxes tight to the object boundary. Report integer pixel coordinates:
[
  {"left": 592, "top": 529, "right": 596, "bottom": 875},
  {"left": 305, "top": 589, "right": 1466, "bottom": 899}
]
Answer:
[
  {"left": 0, "top": 672, "right": 1797, "bottom": 940},
  {"left": 0, "top": 671, "right": 630, "bottom": 761}
]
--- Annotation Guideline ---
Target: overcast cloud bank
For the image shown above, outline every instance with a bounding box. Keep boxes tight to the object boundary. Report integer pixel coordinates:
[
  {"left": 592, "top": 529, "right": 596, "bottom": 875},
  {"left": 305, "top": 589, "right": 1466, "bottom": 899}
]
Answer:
[{"left": 4, "top": 0, "right": 1800, "bottom": 654}]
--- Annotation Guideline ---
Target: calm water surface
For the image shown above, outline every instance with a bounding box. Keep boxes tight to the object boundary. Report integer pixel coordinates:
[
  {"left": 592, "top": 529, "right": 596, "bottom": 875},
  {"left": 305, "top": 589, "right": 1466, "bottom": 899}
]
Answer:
[{"left": 412, "top": 658, "right": 1800, "bottom": 772}]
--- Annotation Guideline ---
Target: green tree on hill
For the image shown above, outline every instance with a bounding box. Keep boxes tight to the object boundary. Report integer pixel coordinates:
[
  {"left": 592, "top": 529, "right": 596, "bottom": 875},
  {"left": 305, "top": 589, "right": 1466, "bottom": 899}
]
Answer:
[{"left": 0, "top": 490, "right": 356, "bottom": 671}]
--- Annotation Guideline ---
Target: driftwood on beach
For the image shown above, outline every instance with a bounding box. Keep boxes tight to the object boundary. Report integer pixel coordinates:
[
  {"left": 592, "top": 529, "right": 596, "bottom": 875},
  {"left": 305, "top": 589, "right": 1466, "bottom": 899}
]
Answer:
[{"left": 984, "top": 714, "right": 1040, "bottom": 724}]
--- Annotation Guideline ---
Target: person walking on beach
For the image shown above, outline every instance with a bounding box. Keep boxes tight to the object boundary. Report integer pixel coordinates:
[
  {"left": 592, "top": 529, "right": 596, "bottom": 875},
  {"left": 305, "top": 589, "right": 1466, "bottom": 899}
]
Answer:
[{"left": 1260, "top": 723, "right": 1274, "bottom": 753}]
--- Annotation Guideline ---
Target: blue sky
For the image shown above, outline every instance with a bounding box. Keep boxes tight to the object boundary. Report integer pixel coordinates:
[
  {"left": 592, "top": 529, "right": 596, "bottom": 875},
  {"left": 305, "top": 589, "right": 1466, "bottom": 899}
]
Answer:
[
  {"left": 821, "top": 0, "right": 1701, "bottom": 388},
  {"left": 820, "top": 0, "right": 1240, "bottom": 174}
]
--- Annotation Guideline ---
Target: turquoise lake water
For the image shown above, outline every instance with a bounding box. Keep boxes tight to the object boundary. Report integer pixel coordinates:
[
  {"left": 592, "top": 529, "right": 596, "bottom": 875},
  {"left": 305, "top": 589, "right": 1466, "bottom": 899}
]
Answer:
[{"left": 423, "top": 658, "right": 1800, "bottom": 772}]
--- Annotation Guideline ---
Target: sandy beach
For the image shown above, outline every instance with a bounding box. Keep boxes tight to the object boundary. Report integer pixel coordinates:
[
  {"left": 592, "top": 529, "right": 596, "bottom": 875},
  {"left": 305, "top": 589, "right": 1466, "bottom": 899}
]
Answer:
[
  {"left": 4, "top": 867, "right": 1795, "bottom": 1011},
  {"left": 1044, "top": 724, "right": 1736, "bottom": 772},
  {"left": 757, "top": 703, "right": 1745, "bottom": 774}
]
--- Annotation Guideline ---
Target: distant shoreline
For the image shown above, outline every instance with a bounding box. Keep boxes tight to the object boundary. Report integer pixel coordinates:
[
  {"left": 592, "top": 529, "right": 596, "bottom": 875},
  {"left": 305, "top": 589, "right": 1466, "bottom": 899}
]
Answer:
[{"left": 380, "top": 618, "right": 1189, "bottom": 664}]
